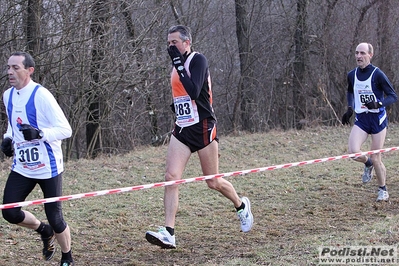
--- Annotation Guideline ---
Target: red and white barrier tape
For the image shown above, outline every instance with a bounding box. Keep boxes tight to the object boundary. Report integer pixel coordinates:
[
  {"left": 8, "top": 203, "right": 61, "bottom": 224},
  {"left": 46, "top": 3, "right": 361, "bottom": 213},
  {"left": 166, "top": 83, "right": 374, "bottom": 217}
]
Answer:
[{"left": 1, "top": 147, "right": 398, "bottom": 210}]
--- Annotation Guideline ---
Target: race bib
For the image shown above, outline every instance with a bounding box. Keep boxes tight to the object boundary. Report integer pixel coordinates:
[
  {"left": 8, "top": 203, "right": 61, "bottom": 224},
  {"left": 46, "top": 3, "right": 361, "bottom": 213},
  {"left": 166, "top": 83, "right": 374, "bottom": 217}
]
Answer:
[
  {"left": 174, "top": 95, "right": 196, "bottom": 126},
  {"left": 15, "top": 140, "right": 45, "bottom": 170},
  {"left": 355, "top": 85, "right": 375, "bottom": 106}
]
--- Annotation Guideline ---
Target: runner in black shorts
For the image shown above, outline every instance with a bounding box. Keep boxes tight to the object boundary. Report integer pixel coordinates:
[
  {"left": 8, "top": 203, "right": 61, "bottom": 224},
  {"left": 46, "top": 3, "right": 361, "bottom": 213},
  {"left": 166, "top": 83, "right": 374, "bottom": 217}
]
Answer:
[
  {"left": 145, "top": 25, "right": 253, "bottom": 249},
  {"left": 172, "top": 118, "right": 218, "bottom": 153}
]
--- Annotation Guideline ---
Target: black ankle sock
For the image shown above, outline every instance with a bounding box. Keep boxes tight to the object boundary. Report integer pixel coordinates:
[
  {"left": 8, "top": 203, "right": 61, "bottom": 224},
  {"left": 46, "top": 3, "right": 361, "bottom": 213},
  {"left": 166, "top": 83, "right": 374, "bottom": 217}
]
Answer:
[
  {"left": 365, "top": 157, "right": 373, "bottom": 167},
  {"left": 379, "top": 186, "right": 387, "bottom": 191},
  {"left": 165, "top": 226, "right": 174, "bottom": 236},
  {"left": 236, "top": 202, "right": 245, "bottom": 212},
  {"left": 35, "top": 222, "right": 53, "bottom": 238},
  {"left": 61, "top": 250, "right": 73, "bottom": 261}
]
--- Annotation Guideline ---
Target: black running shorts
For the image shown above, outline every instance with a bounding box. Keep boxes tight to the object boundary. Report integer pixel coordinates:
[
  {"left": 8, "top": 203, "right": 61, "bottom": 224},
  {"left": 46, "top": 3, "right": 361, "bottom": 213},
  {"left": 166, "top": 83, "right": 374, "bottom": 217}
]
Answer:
[{"left": 172, "top": 118, "right": 218, "bottom": 152}]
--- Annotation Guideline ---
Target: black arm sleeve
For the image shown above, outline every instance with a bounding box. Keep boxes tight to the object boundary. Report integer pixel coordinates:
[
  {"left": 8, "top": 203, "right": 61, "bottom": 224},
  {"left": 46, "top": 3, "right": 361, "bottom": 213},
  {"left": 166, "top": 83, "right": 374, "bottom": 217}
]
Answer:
[
  {"left": 375, "top": 69, "right": 398, "bottom": 107},
  {"left": 179, "top": 53, "right": 208, "bottom": 100},
  {"left": 346, "top": 71, "right": 355, "bottom": 108}
]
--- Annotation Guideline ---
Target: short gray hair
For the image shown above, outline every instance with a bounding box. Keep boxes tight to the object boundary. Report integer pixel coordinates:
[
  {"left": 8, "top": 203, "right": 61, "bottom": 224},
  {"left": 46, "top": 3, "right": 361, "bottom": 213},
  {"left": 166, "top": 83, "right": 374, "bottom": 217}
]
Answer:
[
  {"left": 168, "top": 25, "right": 192, "bottom": 42},
  {"left": 11, "top": 51, "right": 35, "bottom": 68}
]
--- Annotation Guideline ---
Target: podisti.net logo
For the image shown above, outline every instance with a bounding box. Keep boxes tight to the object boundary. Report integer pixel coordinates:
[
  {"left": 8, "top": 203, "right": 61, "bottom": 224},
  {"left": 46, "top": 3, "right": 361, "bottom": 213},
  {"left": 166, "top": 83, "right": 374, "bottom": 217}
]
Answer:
[{"left": 318, "top": 246, "right": 397, "bottom": 265}]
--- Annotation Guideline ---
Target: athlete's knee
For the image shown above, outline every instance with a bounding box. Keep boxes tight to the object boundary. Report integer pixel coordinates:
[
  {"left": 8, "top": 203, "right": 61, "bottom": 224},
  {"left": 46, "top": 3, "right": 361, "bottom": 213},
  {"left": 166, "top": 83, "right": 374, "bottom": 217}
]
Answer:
[
  {"left": 48, "top": 216, "right": 67, "bottom": 234},
  {"left": 45, "top": 202, "right": 67, "bottom": 233},
  {"left": 165, "top": 172, "right": 180, "bottom": 182},
  {"left": 2, "top": 208, "right": 25, "bottom": 224},
  {"left": 370, "top": 153, "right": 380, "bottom": 161},
  {"left": 52, "top": 222, "right": 67, "bottom": 234},
  {"left": 370, "top": 155, "right": 384, "bottom": 169},
  {"left": 351, "top": 156, "right": 362, "bottom": 162},
  {"left": 348, "top": 145, "right": 360, "bottom": 154},
  {"left": 351, "top": 154, "right": 367, "bottom": 162},
  {"left": 206, "top": 179, "right": 220, "bottom": 191}
]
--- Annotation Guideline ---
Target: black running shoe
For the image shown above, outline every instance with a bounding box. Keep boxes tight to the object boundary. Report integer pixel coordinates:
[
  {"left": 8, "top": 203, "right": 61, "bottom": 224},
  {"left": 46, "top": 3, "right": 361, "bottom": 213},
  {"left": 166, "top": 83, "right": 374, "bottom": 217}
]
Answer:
[{"left": 42, "top": 233, "right": 56, "bottom": 261}]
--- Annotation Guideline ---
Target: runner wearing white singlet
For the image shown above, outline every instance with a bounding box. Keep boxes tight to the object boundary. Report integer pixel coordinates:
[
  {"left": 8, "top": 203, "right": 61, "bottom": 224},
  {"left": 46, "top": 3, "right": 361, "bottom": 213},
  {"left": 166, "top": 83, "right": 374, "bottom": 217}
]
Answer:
[{"left": 341, "top": 43, "right": 397, "bottom": 202}]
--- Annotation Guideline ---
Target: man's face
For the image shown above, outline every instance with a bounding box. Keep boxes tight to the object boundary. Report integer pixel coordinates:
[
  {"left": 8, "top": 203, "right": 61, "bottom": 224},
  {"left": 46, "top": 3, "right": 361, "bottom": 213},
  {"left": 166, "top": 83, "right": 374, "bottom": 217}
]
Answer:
[
  {"left": 355, "top": 44, "right": 372, "bottom": 69},
  {"left": 7, "top": 55, "right": 32, "bottom": 90},
  {"left": 167, "top": 32, "right": 189, "bottom": 55}
]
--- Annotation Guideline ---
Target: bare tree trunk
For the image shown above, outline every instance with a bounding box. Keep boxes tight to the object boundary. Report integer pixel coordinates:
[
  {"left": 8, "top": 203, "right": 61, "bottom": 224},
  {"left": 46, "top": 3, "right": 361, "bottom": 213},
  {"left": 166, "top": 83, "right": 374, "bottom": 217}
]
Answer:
[
  {"left": 122, "top": 1, "right": 165, "bottom": 145},
  {"left": 377, "top": 0, "right": 392, "bottom": 77},
  {"left": 26, "top": 0, "right": 42, "bottom": 82},
  {"left": 351, "top": 0, "right": 381, "bottom": 47},
  {"left": 377, "top": 0, "right": 398, "bottom": 122},
  {"left": 293, "top": 0, "right": 307, "bottom": 129},
  {"left": 87, "top": 0, "right": 110, "bottom": 158},
  {"left": 234, "top": 0, "right": 255, "bottom": 132},
  {"left": 2, "top": 0, "right": 399, "bottom": 156}
]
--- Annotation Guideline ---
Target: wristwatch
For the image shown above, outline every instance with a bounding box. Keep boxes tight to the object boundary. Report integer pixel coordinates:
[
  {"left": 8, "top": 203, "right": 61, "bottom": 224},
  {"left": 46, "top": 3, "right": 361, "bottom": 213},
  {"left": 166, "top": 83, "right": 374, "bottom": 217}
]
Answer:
[{"left": 38, "top": 130, "right": 44, "bottom": 139}]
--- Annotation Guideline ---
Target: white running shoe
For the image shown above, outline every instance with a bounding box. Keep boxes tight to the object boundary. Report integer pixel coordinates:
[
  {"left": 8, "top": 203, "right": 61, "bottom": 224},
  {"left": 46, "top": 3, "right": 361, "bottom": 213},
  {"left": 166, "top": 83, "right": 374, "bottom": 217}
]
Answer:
[
  {"left": 362, "top": 165, "right": 373, "bottom": 183},
  {"left": 237, "top": 197, "right": 253, "bottom": 232},
  {"left": 145, "top": 227, "right": 176, "bottom": 249},
  {"left": 376, "top": 189, "right": 389, "bottom": 202}
]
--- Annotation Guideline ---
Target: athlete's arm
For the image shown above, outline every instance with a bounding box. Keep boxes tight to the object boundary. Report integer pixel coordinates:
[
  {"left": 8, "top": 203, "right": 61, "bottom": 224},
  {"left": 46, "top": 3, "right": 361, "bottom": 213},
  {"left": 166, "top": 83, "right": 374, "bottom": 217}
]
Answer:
[
  {"left": 2, "top": 91, "right": 13, "bottom": 139},
  {"left": 35, "top": 88, "right": 72, "bottom": 142},
  {"left": 180, "top": 53, "right": 208, "bottom": 100},
  {"left": 375, "top": 69, "right": 397, "bottom": 107},
  {"left": 346, "top": 71, "right": 355, "bottom": 108}
]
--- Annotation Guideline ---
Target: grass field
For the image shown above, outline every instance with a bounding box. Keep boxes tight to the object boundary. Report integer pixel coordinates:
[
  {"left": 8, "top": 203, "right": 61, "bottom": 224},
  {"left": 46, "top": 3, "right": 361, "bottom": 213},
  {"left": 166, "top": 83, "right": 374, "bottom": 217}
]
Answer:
[{"left": 1, "top": 125, "right": 399, "bottom": 265}]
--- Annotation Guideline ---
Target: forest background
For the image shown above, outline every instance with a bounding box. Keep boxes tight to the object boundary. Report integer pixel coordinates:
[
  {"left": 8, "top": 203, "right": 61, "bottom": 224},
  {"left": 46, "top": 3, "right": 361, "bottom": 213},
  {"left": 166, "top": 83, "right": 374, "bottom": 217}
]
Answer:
[{"left": 0, "top": 0, "right": 398, "bottom": 159}]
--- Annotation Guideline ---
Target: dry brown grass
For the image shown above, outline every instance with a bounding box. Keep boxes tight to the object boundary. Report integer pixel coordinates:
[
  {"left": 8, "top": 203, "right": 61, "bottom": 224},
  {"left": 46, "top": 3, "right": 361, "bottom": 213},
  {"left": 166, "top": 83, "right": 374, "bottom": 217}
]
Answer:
[{"left": 1, "top": 125, "right": 399, "bottom": 265}]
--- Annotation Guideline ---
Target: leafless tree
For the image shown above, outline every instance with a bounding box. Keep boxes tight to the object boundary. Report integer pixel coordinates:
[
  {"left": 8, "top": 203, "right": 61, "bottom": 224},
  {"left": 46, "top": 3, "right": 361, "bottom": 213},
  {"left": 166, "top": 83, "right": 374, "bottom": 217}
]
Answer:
[{"left": 0, "top": 0, "right": 398, "bottom": 159}]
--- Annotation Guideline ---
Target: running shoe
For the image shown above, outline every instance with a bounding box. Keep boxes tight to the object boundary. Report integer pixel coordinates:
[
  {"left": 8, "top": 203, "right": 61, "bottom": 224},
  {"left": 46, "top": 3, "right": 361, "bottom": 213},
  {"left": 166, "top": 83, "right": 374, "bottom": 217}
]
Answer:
[
  {"left": 145, "top": 227, "right": 176, "bottom": 249},
  {"left": 42, "top": 233, "right": 56, "bottom": 261},
  {"left": 377, "top": 188, "right": 389, "bottom": 202},
  {"left": 362, "top": 165, "right": 373, "bottom": 183},
  {"left": 60, "top": 260, "right": 74, "bottom": 266},
  {"left": 237, "top": 197, "right": 253, "bottom": 233}
]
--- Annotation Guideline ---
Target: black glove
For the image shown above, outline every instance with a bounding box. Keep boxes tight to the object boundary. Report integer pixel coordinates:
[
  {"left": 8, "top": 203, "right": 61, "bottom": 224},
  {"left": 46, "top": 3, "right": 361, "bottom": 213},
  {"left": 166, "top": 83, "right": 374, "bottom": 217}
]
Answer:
[
  {"left": 170, "top": 103, "right": 176, "bottom": 114},
  {"left": 19, "top": 124, "right": 42, "bottom": 141},
  {"left": 365, "top": 100, "right": 382, "bottom": 109},
  {"left": 167, "top": 45, "right": 186, "bottom": 78},
  {"left": 1, "top": 137, "right": 14, "bottom": 157},
  {"left": 341, "top": 107, "right": 353, "bottom": 125}
]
